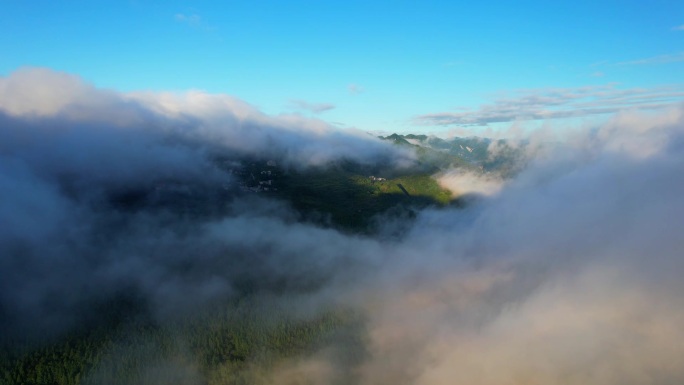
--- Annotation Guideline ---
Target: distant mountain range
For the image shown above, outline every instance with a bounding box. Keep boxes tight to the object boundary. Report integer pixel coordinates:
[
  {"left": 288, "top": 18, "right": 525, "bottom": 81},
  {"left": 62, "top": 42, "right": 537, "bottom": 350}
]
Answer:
[{"left": 379, "top": 133, "right": 526, "bottom": 176}]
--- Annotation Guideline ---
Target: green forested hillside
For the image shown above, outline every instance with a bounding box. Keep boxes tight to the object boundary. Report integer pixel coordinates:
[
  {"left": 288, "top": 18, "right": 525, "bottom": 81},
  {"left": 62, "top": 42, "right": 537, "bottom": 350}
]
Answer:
[
  {"left": 2, "top": 297, "right": 364, "bottom": 385},
  {"left": 233, "top": 159, "right": 453, "bottom": 232}
]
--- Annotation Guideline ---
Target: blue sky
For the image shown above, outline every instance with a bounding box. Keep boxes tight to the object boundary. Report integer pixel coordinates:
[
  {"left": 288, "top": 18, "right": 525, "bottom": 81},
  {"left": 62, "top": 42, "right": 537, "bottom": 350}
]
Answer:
[{"left": 2, "top": 1, "right": 684, "bottom": 134}]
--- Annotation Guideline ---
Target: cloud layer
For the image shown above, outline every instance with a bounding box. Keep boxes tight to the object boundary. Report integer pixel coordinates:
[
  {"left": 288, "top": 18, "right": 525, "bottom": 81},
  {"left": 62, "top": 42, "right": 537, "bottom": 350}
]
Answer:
[
  {"left": 0, "top": 67, "right": 410, "bottom": 336},
  {"left": 353, "top": 105, "right": 684, "bottom": 384},
  {"left": 3, "top": 67, "right": 684, "bottom": 384}
]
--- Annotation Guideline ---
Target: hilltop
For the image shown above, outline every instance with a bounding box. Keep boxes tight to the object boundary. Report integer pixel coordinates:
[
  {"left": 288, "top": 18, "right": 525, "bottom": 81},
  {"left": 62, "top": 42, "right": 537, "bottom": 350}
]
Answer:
[{"left": 379, "top": 133, "right": 525, "bottom": 177}]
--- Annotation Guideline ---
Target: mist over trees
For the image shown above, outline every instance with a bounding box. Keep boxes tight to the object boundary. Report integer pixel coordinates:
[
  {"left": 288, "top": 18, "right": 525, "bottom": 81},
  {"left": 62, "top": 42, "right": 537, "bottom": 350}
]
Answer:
[{"left": 2, "top": 69, "right": 684, "bottom": 384}]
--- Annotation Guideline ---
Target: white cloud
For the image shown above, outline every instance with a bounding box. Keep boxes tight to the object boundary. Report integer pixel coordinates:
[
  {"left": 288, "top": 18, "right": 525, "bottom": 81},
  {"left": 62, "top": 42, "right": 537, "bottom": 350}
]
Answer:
[
  {"left": 174, "top": 12, "right": 217, "bottom": 32},
  {"left": 0, "top": 67, "right": 117, "bottom": 117},
  {"left": 288, "top": 99, "right": 336, "bottom": 114},
  {"left": 0, "top": 67, "right": 414, "bottom": 168},
  {"left": 355, "top": 106, "right": 684, "bottom": 384},
  {"left": 414, "top": 84, "right": 684, "bottom": 126},
  {"left": 436, "top": 170, "right": 504, "bottom": 197},
  {"left": 175, "top": 12, "right": 201, "bottom": 26},
  {"left": 5, "top": 67, "right": 684, "bottom": 384},
  {"left": 617, "top": 52, "right": 684, "bottom": 66}
]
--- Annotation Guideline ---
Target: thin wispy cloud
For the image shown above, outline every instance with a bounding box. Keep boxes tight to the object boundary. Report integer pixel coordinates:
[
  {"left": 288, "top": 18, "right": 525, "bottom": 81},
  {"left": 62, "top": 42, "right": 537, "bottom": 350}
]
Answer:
[
  {"left": 348, "top": 83, "right": 364, "bottom": 94},
  {"left": 589, "top": 60, "right": 609, "bottom": 67},
  {"left": 415, "top": 84, "right": 684, "bottom": 126},
  {"left": 175, "top": 13, "right": 201, "bottom": 26},
  {"left": 442, "top": 60, "right": 465, "bottom": 68},
  {"left": 672, "top": 24, "right": 684, "bottom": 31},
  {"left": 288, "top": 99, "right": 335, "bottom": 114},
  {"left": 174, "top": 12, "right": 217, "bottom": 32},
  {"left": 617, "top": 52, "right": 684, "bottom": 66},
  {"left": 591, "top": 52, "right": 684, "bottom": 69}
]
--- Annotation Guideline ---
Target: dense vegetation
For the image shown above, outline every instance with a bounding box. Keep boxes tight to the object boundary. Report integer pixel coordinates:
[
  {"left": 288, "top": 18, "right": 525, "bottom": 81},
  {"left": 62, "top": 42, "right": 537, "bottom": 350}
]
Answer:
[
  {"left": 275, "top": 166, "right": 452, "bottom": 231},
  {"left": 1, "top": 297, "right": 365, "bottom": 385},
  {"left": 228, "top": 151, "right": 456, "bottom": 233}
]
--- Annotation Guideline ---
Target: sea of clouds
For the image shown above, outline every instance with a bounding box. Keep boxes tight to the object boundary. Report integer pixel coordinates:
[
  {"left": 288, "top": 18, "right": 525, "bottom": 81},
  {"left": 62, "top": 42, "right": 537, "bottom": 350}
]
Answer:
[{"left": 2, "top": 68, "right": 684, "bottom": 384}]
